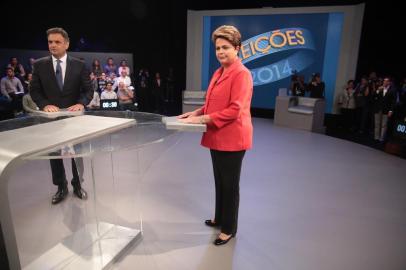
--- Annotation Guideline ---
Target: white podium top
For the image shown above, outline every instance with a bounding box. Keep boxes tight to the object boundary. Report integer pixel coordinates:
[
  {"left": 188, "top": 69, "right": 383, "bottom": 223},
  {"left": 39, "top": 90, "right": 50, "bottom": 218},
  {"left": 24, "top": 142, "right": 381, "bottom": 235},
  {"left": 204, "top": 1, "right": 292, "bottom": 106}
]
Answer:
[{"left": 0, "top": 115, "right": 135, "bottom": 160}]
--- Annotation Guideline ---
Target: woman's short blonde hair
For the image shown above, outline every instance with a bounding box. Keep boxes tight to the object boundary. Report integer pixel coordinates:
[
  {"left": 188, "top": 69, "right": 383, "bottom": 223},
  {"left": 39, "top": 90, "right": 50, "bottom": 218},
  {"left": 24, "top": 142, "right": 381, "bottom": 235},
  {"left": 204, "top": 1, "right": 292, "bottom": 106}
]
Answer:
[{"left": 211, "top": 25, "right": 241, "bottom": 48}]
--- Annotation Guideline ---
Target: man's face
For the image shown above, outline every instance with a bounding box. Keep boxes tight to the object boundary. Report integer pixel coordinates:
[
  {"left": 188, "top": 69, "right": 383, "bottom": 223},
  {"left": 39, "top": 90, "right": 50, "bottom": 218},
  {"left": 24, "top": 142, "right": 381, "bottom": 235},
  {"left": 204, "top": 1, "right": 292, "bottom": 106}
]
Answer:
[
  {"left": 383, "top": 78, "right": 390, "bottom": 87},
  {"left": 48, "top": 33, "right": 69, "bottom": 58},
  {"left": 11, "top": 58, "right": 17, "bottom": 65},
  {"left": 6, "top": 69, "right": 13, "bottom": 77}
]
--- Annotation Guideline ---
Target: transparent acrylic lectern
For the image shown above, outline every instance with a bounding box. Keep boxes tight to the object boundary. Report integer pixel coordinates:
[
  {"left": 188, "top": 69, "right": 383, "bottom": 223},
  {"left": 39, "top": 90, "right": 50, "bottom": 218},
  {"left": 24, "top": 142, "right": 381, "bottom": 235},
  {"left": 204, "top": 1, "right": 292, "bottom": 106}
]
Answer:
[{"left": 0, "top": 111, "right": 179, "bottom": 270}]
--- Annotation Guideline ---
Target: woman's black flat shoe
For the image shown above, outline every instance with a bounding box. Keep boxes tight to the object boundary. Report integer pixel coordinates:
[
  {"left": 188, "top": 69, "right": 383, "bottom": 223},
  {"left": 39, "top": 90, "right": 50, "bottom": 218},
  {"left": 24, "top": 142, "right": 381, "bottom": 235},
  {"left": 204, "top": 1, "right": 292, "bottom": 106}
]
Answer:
[
  {"left": 205, "top": 220, "right": 219, "bottom": 227},
  {"left": 213, "top": 234, "right": 235, "bottom": 246}
]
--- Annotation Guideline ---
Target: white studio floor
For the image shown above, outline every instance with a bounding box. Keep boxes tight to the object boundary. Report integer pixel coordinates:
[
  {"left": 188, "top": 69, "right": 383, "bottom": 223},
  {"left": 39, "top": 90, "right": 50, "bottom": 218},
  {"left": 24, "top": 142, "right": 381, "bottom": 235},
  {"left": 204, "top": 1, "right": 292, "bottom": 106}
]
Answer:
[{"left": 8, "top": 118, "right": 406, "bottom": 270}]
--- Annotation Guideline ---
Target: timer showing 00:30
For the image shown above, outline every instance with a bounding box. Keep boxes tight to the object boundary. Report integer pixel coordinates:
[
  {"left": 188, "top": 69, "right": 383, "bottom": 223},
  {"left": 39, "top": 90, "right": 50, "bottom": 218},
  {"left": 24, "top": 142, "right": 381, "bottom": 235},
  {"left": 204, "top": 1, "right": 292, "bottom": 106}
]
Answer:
[{"left": 102, "top": 101, "right": 118, "bottom": 109}]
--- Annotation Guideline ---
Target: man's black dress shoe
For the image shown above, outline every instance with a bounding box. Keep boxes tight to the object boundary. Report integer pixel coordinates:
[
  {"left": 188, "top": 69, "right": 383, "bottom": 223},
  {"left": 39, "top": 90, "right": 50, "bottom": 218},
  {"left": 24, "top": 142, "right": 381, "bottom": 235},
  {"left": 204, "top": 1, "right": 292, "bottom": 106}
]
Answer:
[
  {"left": 52, "top": 185, "right": 68, "bottom": 204},
  {"left": 213, "top": 234, "right": 235, "bottom": 246},
  {"left": 205, "top": 220, "right": 220, "bottom": 227},
  {"left": 72, "top": 184, "right": 87, "bottom": 200}
]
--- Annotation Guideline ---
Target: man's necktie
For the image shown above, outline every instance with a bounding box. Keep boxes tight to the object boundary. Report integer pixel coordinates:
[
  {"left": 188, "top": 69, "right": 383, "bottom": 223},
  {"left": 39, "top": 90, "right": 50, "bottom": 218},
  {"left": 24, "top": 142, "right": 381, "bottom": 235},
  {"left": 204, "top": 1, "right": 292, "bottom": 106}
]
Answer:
[{"left": 56, "top": 59, "right": 63, "bottom": 90}]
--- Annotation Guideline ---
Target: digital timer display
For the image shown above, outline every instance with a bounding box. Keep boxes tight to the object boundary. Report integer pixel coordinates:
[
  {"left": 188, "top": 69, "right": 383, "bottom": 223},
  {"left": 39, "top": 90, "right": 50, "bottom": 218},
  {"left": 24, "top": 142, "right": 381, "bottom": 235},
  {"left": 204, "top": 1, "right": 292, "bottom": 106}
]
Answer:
[
  {"left": 393, "top": 121, "right": 406, "bottom": 139},
  {"left": 101, "top": 100, "right": 118, "bottom": 110}
]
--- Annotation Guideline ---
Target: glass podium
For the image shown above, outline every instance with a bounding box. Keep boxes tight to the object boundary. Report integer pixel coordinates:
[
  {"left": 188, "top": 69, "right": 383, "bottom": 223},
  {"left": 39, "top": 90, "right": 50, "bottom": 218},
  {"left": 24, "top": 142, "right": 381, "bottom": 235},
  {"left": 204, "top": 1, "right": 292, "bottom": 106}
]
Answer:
[{"left": 0, "top": 111, "right": 179, "bottom": 270}]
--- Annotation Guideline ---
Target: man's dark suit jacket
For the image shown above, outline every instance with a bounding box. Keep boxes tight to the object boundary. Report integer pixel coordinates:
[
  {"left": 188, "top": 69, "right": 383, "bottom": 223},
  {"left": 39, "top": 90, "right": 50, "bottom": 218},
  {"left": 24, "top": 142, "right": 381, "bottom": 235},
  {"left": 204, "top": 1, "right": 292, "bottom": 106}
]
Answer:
[
  {"left": 30, "top": 55, "right": 93, "bottom": 109},
  {"left": 152, "top": 78, "right": 165, "bottom": 96},
  {"left": 373, "top": 86, "right": 397, "bottom": 114}
]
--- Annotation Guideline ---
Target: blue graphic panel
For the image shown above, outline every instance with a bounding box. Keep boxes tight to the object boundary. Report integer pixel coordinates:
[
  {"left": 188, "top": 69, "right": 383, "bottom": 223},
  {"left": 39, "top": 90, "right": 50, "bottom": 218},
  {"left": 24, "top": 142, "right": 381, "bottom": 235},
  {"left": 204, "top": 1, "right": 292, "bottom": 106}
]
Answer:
[{"left": 201, "top": 13, "right": 344, "bottom": 112}]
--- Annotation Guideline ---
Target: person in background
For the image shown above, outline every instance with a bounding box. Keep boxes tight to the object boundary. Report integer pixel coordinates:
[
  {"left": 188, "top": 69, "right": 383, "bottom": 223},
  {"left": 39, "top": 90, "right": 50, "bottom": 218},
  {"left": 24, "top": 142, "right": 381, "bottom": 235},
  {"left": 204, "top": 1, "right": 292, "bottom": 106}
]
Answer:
[
  {"left": 117, "top": 81, "right": 135, "bottom": 110},
  {"left": 372, "top": 77, "right": 397, "bottom": 142},
  {"left": 338, "top": 80, "right": 357, "bottom": 132},
  {"left": 89, "top": 72, "right": 99, "bottom": 93},
  {"left": 354, "top": 77, "right": 370, "bottom": 134},
  {"left": 137, "top": 68, "right": 151, "bottom": 111},
  {"left": 152, "top": 72, "right": 164, "bottom": 113},
  {"left": 22, "top": 85, "right": 39, "bottom": 112},
  {"left": 91, "top": 59, "right": 104, "bottom": 77},
  {"left": 118, "top": 59, "right": 131, "bottom": 76},
  {"left": 98, "top": 72, "right": 107, "bottom": 93},
  {"left": 165, "top": 67, "right": 175, "bottom": 102},
  {"left": 87, "top": 90, "right": 100, "bottom": 110},
  {"left": 290, "top": 74, "right": 306, "bottom": 97},
  {"left": 104, "top": 57, "right": 117, "bottom": 75},
  {"left": 25, "top": 58, "right": 36, "bottom": 74},
  {"left": 113, "top": 70, "right": 133, "bottom": 91},
  {"left": 307, "top": 73, "right": 325, "bottom": 99},
  {"left": 1, "top": 67, "right": 25, "bottom": 114},
  {"left": 100, "top": 81, "right": 117, "bottom": 100},
  {"left": 23, "top": 73, "right": 33, "bottom": 93},
  {"left": 7, "top": 57, "right": 26, "bottom": 81}
]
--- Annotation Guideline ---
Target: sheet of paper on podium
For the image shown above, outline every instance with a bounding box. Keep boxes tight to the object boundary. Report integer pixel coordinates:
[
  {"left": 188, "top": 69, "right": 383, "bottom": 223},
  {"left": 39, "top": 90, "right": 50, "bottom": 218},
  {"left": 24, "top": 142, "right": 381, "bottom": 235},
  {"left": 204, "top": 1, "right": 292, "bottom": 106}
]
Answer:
[{"left": 162, "top": 116, "right": 206, "bottom": 132}]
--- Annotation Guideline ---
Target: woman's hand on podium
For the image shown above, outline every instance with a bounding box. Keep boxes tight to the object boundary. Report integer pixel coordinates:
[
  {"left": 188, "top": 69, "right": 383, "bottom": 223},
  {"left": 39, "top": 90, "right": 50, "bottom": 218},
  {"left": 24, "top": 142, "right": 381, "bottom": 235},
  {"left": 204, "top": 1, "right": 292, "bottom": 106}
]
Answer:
[
  {"left": 179, "top": 115, "right": 210, "bottom": 124},
  {"left": 177, "top": 109, "right": 200, "bottom": 119},
  {"left": 179, "top": 116, "right": 202, "bottom": 124},
  {"left": 177, "top": 111, "right": 193, "bottom": 119}
]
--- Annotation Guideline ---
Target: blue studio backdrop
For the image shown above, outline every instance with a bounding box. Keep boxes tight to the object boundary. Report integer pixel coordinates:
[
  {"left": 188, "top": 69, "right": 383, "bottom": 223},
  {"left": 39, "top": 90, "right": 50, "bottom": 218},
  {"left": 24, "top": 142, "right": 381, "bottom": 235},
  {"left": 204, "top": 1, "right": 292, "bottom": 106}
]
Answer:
[{"left": 202, "top": 13, "right": 344, "bottom": 112}]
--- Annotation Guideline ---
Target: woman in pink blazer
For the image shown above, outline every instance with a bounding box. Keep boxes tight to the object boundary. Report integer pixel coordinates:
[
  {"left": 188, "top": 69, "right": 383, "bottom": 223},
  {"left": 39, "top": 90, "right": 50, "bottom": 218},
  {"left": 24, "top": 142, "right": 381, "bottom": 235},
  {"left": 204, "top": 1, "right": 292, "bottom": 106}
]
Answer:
[{"left": 178, "top": 25, "right": 253, "bottom": 245}]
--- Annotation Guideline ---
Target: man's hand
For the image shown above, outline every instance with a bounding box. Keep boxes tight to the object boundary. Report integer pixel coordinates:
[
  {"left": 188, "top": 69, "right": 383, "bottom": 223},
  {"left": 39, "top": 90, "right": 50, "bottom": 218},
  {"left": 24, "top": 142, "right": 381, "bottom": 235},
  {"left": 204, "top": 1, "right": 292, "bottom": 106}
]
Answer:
[
  {"left": 43, "top": 105, "right": 60, "bottom": 112},
  {"left": 67, "top": 104, "right": 85, "bottom": 111}
]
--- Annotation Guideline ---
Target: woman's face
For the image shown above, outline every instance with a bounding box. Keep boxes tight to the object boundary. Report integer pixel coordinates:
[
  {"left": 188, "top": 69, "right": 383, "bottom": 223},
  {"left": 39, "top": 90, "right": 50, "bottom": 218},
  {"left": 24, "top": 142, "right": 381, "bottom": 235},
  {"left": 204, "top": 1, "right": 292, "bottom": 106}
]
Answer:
[{"left": 215, "top": 38, "right": 239, "bottom": 67}]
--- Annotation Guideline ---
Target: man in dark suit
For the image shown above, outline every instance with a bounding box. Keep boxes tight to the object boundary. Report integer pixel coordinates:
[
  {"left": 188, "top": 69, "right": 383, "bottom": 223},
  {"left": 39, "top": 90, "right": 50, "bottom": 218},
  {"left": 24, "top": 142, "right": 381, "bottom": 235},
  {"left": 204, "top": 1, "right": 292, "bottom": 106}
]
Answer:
[
  {"left": 30, "top": 27, "right": 93, "bottom": 204},
  {"left": 373, "top": 77, "right": 397, "bottom": 142},
  {"left": 307, "top": 73, "right": 325, "bottom": 99},
  {"left": 152, "top": 72, "right": 165, "bottom": 114}
]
